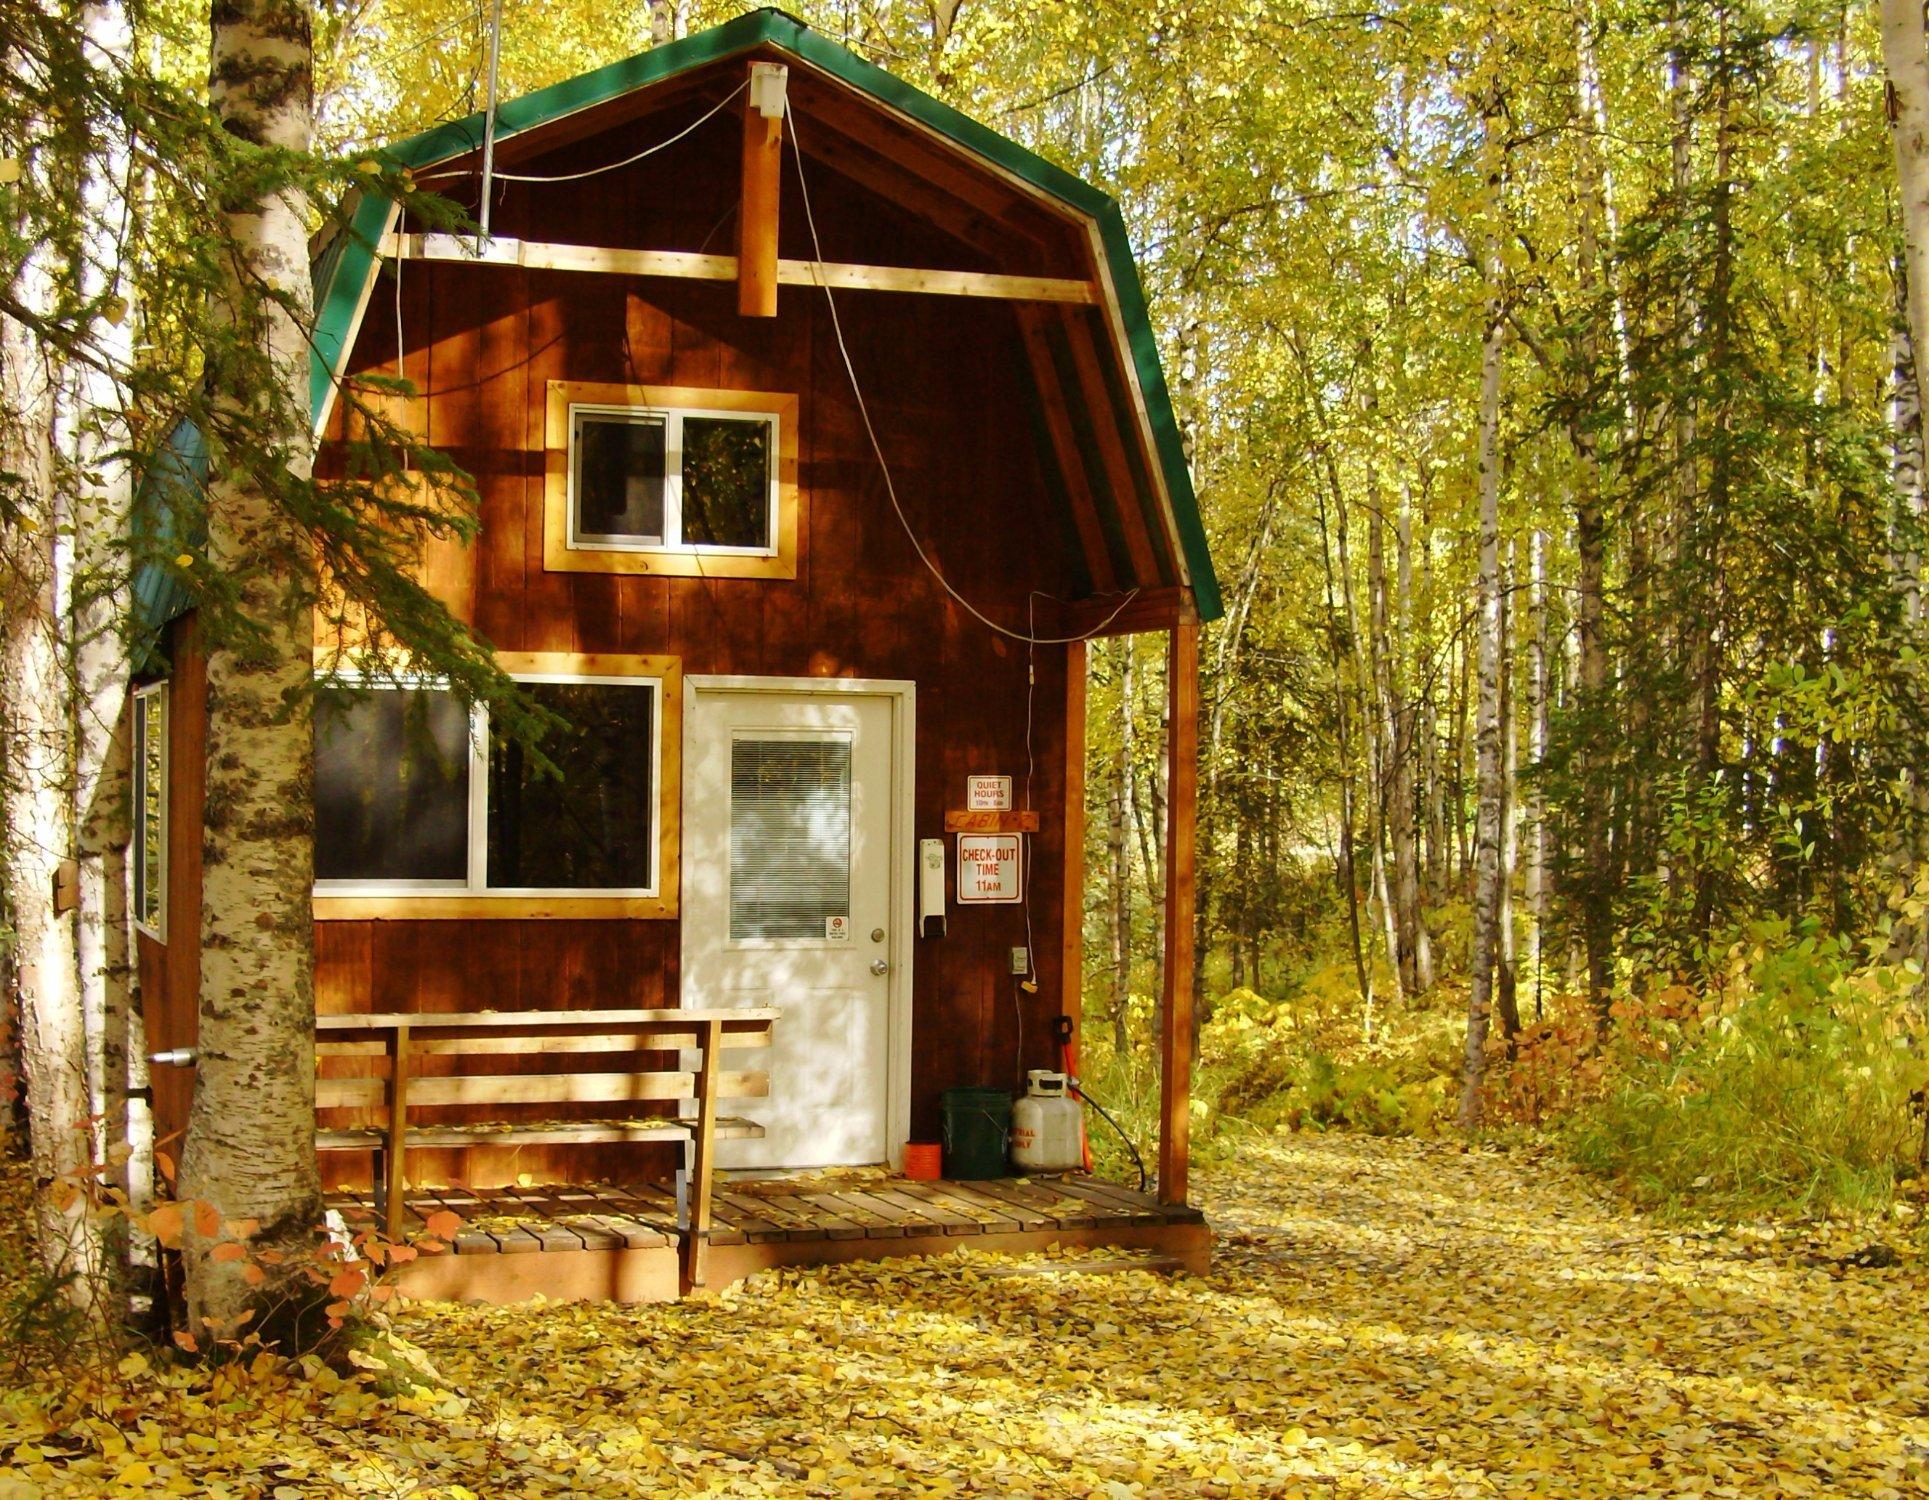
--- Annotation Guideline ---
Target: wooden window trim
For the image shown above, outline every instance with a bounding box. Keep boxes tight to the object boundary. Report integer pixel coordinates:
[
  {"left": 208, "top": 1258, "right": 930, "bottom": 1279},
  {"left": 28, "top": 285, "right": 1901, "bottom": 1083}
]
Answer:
[
  {"left": 133, "top": 681, "right": 169, "bottom": 942},
  {"left": 543, "top": 381, "right": 800, "bottom": 579},
  {"left": 312, "top": 651, "right": 681, "bottom": 922}
]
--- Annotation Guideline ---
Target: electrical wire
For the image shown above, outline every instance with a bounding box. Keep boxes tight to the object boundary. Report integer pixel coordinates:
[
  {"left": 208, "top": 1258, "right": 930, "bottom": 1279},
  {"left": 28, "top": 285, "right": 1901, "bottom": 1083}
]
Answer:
[
  {"left": 784, "top": 99, "right": 1143, "bottom": 647},
  {"left": 489, "top": 82, "right": 747, "bottom": 183},
  {"left": 1069, "top": 1080, "right": 1146, "bottom": 1193}
]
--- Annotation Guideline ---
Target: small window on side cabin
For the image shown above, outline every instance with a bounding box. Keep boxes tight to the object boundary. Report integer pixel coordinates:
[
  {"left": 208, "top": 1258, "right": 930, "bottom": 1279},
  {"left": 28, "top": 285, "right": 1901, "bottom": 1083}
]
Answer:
[
  {"left": 545, "top": 383, "right": 798, "bottom": 580},
  {"left": 312, "top": 659, "right": 674, "bottom": 912},
  {"left": 132, "top": 683, "right": 168, "bottom": 939}
]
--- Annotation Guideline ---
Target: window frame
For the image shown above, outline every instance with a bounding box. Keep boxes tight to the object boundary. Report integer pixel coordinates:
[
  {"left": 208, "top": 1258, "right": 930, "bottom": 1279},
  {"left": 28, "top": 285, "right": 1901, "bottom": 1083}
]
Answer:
[
  {"left": 311, "top": 652, "right": 681, "bottom": 921},
  {"left": 132, "top": 680, "right": 169, "bottom": 942},
  {"left": 543, "top": 381, "right": 799, "bottom": 580}
]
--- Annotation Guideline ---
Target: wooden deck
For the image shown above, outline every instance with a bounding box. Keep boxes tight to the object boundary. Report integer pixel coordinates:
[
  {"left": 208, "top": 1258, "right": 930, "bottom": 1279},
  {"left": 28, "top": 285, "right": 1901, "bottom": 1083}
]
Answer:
[{"left": 331, "top": 1172, "right": 1210, "bottom": 1304}]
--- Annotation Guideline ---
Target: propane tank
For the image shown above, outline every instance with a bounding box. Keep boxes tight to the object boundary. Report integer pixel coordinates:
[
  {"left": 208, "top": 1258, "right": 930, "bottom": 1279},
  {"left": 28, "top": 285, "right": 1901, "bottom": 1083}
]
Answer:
[{"left": 1010, "top": 1070, "right": 1084, "bottom": 1172}]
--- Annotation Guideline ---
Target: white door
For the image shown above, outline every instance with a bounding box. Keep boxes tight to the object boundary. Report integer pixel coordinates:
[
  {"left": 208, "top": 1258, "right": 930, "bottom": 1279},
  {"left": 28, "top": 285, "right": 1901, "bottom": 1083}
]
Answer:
[{"left": 682, "top": 683, "right": 907, "bottom": 1169}]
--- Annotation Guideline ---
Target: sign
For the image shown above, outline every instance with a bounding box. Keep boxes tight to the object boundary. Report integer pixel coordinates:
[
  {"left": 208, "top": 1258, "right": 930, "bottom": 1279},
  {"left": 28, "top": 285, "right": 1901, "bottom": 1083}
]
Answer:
[
  {"left": 825, "top": 915, "right": 851, "bottom": 941},
  {"left": 957, "top": 833, "right": 1023, "bottom": 904},
  {"left": 966, "top": 775, "right": 1013, "bottom": 812}
]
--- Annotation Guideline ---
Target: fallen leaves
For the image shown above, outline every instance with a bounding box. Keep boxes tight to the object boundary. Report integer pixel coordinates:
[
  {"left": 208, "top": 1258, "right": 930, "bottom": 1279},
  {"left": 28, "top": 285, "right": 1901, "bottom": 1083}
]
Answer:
[{"left": 0, "top": 1135, "right": 1925, "bottom": 1495}]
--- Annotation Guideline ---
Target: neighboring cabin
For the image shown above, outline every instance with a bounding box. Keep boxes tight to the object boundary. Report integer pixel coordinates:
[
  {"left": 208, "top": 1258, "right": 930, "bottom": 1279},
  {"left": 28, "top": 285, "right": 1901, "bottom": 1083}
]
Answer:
[{"left": 133, "top": 10, "right": 1220, "bottom": 1215}]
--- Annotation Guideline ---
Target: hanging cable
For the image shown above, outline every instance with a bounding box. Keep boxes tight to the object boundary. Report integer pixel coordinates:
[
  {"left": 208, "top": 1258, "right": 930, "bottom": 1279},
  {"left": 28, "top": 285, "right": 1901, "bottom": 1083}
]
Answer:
[
  {"left": 784, "top": 100, "right": 1143, "bottom": 647},
  {"left": 489, "top": 83, "right": 747, "bottom": 183}
]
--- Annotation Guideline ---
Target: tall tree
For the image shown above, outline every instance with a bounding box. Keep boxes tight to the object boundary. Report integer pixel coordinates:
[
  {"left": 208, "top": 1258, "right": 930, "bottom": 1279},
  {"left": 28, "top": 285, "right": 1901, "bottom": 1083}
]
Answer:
[{"left": 177, "top": 0, "right": 327, "bottom": 1347}]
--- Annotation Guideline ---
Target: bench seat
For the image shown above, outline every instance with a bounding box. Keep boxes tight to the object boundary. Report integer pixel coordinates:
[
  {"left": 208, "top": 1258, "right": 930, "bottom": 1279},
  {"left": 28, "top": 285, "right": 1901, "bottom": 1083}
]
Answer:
[{"left": 317, "top": 1116, "right": 767, "bottom": 1150}]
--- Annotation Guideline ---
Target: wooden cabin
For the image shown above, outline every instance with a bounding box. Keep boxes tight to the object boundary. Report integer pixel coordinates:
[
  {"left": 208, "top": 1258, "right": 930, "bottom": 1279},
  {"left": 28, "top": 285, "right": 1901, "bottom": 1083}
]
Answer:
[{"left": 134, "top": 9, "right": 1221, "bottom": 1300}]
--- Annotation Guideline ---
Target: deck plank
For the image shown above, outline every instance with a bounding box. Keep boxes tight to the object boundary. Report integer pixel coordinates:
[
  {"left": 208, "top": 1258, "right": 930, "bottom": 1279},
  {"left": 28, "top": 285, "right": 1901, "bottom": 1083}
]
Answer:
[
  {"left": 932, "top": 1181, "right": 1049, "bottom": 1230},
  {"left": 864, "top": 1187, "right": 981, "bottom": 1236},
  {"left": 710, "top": 1191, "right": 792, "bottom": 1243},
  {"left": 907, "top": 1183, "right": 1024, "bottom": 1232},
  {"left": 788, "top": 1192, "right": 872, "bottom": 1240},
  {"left": 1051, "top": 1177, "right": 1167, "bottom": 1224},
  {"left": 977, "top": 1177, "right": 1102, "bottom": 1227}
]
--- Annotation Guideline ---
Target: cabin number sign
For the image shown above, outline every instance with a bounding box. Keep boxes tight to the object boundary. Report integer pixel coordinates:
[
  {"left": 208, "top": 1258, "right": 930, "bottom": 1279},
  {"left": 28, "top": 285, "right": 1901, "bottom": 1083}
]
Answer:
[{"left": 957, "top": 833, "right": 1023, "bottom": 904}]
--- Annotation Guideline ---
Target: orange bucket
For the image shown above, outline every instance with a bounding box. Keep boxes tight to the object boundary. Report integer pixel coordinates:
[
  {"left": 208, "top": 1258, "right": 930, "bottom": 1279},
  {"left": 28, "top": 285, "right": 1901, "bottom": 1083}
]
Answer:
[{"left": 903, "top": 1142, "right": 943, "bottom": 1181}]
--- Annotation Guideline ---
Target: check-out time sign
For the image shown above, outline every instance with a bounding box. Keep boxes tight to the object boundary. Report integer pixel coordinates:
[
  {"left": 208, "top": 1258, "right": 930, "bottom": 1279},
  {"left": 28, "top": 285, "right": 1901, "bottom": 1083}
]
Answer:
[{"left": 956, "top": 833, "right": 1023, "bottom": 903}]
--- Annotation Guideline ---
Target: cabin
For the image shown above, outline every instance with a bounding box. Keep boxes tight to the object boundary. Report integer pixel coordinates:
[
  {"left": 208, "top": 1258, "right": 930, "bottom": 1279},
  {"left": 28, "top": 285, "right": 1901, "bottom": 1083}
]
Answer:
[{"left": 133, "top": 9, "right": 1221, "bottom": 1301}]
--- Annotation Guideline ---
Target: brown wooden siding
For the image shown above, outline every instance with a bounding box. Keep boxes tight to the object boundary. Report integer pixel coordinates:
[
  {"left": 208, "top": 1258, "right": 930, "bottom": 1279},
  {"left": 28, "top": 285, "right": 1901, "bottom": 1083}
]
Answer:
[{"left": 300, "top": 119, "right": 1091, "bottom": 1186}]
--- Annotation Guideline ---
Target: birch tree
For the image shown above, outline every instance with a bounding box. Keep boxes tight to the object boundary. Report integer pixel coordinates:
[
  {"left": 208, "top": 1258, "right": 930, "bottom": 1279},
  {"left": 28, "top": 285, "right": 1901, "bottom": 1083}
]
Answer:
[{"left": 176, "top": 0, "right": 329, "bottom": 1347}]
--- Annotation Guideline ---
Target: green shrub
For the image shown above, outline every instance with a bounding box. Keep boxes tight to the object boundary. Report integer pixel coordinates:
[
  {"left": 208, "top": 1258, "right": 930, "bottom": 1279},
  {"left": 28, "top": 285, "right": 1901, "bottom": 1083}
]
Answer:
[{"left": 1566, "top": 923, "right": 1928, "bottom": 1218}]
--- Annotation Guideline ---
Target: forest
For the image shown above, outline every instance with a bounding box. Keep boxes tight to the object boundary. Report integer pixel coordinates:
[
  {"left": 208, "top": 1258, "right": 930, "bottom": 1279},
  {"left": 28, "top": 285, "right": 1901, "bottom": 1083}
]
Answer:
[{"left": 0, "top": 0, "right": 1927, "bottom": 1493}]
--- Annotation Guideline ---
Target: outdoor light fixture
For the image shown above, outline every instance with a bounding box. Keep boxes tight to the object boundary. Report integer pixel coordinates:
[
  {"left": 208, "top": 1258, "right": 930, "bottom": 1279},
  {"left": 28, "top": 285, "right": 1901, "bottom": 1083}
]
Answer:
[{"left": 749, "top": 61, "right": 789, "bottom": 119}]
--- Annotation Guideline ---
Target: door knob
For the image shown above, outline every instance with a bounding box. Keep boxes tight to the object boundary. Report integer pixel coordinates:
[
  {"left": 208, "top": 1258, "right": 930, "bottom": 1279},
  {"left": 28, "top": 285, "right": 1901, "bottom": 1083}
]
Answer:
[{"left": 869, "top": 958, "right": 890, "bottom": 976}]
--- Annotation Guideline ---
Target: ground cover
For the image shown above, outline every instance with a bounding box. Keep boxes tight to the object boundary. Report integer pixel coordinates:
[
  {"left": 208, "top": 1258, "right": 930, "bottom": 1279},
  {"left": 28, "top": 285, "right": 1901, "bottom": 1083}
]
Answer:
[{"left": 0, "top": 1134, "right": 1923, "bottom": 1496}]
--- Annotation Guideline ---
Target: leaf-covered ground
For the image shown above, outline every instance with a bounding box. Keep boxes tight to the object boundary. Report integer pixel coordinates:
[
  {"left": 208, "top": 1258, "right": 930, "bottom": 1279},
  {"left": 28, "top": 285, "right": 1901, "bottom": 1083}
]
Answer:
[{"left": 2, "top": 1135, "right": 1925, "bottom": 1496}]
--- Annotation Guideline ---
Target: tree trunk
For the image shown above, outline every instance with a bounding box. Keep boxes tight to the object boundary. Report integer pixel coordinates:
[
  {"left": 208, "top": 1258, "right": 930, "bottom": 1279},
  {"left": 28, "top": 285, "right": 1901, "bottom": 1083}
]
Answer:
[
  {"left": 1460, "top": 77, "right": 1508, "bottom": 1129},
  {"left": 1393, "top": 485, "right": 1432, "bottom": 992},
  {"left": 1525, "top": 526, "right": 1552, "bottom": 1020},
  {"left": 1883, "top": 0, "right": 1929, "bottom": 423},
  {"left": 1, "top": 294, "right": 100, "bottom": 1299},
  {"left": 179, "top": 0, "right": 328, "bottom": 1350},
  {"left": 1496, "top": 550, "right": 1520, "bottom": 1045},
  {"left": 62, "top": 0, "right": 144, "bottom": 1248},
  {"left": 1107, "top": 690, "right": 1132, "bottom": 1055}
]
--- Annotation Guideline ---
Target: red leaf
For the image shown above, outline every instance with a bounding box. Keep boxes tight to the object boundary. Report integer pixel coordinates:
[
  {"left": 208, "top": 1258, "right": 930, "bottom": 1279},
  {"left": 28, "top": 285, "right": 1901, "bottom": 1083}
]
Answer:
[
  {"left": 147, "top": 1202, "right": 185, "bottom": 1248},
  {"left": 328, "top": 1266, "right": 366, "bottom": 1300},
  {"left": 422, "top": 1210, "right": 462, "bottom": 1240}
]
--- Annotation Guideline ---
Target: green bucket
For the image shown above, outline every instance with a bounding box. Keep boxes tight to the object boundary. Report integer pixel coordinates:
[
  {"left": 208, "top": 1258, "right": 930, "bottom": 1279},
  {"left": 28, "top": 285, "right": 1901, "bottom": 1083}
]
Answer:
[{"left": 940, "top": 1087, "right": 1013, "bottom": 1180}]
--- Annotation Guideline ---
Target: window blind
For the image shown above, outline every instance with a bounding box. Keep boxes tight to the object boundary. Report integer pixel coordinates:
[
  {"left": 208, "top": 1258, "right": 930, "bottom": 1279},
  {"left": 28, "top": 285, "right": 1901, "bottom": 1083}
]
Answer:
[{"left": 730, "top": 736, "right": 853, "bottom": 940}]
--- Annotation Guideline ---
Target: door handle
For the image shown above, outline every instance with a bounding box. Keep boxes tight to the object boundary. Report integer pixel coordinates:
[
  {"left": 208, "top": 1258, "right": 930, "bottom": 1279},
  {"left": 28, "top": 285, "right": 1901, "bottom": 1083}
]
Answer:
[{"left": 869, "top": 958, "right": 890, "bottom": 976}]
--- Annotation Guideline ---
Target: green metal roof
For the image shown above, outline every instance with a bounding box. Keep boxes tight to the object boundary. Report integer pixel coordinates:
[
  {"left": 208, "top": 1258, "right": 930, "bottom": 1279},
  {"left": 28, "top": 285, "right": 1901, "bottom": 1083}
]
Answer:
[{"left": 146, "top": 6, "right": 1219, "bottom": 637}]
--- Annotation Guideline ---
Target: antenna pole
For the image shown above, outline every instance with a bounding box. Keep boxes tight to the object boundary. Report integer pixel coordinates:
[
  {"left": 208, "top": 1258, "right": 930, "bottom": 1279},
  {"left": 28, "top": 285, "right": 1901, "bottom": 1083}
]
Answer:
[{"left": 478, "top": 0, "right": 504, "bottom": 243}]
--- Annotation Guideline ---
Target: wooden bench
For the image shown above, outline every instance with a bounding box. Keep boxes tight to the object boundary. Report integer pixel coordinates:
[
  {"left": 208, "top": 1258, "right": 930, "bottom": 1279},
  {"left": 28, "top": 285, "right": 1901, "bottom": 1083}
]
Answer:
[{"left": 315, "top": 1008, "right": 777, "bottom": 1288}]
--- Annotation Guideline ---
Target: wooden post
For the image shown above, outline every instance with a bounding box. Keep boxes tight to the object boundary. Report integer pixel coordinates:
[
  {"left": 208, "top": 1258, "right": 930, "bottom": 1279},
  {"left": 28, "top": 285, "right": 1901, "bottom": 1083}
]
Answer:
[
  {"left": 684, "top": 1017, "right": 723, "bottom": 1289},
  {"left": 737, "top": 67, "right": 782, "bottom": 318},
  {"left": 1061, "top": 640, "right": 1087, "bottom": 1033},
  {"left": 1158, "top": 622, "right": 1199, "bottom": 1205},
  {"left": 384, "top": 1020, "right": 411, "bottom": 1235}
]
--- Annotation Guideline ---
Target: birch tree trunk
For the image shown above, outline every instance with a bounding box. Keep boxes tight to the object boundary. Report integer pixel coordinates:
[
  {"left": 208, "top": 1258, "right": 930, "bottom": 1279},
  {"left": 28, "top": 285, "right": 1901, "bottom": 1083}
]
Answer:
[
  {"left": 61, "top": 0, "right": 143, "bottom": 1239},
  {"left": 1524, "top": 526, "right": 1552, "bottom": 1019},
  {"left": 1460, "top": 68, "right": 1508, "bottom": 1128},
  {"left": 1883, "top": 0, "right": 1929, "bottom": 415},
  {"left": 1, "top": 296, "right": 100, "bottom": 1298},
  {"left": 178, "top": 0, "right": 327, "bottom": 1348}
]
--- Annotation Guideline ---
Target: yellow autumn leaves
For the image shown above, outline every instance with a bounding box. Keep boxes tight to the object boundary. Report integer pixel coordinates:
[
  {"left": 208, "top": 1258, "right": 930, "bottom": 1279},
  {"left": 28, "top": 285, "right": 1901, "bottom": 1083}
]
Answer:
[{"left": 0, "top": 1134, "right": 1924, "bottom": 1495}]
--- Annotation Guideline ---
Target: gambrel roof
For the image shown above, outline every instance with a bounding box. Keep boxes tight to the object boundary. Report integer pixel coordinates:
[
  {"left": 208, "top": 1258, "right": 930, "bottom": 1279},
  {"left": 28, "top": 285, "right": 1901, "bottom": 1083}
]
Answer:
[{"left": 143, "top": 7, "right": 1220, "bottom": 635}]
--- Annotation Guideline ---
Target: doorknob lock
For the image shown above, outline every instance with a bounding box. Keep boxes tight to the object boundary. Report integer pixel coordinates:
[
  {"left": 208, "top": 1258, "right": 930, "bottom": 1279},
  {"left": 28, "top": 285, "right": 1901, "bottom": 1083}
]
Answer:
[{"left": 869, "top": 958, "right": 890, "bottom": 976}]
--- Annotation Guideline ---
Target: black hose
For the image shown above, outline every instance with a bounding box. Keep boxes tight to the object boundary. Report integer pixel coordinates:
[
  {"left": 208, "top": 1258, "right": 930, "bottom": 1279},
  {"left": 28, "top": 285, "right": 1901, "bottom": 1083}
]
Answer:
[{"left": 1069, "top": 1082, "right": 1148, "bottom": 1194}]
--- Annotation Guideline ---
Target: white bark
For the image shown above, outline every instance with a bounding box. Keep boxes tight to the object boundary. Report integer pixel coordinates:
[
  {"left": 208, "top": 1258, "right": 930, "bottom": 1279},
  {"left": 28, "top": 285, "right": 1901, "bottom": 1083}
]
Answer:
[
  {"left": 1884, "top": 0, "right": 1929, "bottom": 429},
  {"left": 1461, "top": 74, "right": 1508, "bottom": 1127},
  {"left": 1, "top": 290, "right": 99, "bottom": 1295},
  {"left": 178, "top": 0, "right": 326, "bottom": 1345},
  {"left": 1524, "top": 527, "right": 1551, "bottom": 1012},
  {"left": 59, "top": 0, "right": 145, "bottom": 1231}
]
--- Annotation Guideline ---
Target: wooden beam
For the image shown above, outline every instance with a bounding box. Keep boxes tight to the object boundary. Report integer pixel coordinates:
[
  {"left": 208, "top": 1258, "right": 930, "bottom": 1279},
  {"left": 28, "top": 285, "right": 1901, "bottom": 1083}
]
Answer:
[
  {"left": 738, "top": 71, "right": 782, "bottom": 318},
  {"left": 1157, "top": 622, "right": 1200, "bottom": 1207},
  {"left": 1042, "top": 586, "right": 1194, "bottom": 641},
  {"left": 1062, "top": 639, "right": 1088, "bottom": 1040},
  {"left": 381, "top": 234, "right": 1098, "bottom": 305}
]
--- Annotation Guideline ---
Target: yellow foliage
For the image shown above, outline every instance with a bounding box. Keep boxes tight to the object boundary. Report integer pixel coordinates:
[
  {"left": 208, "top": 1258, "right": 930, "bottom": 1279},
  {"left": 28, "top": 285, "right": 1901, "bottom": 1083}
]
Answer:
[{"left": 0, "top": 1139, "right": 1923, "bottom": 1495}]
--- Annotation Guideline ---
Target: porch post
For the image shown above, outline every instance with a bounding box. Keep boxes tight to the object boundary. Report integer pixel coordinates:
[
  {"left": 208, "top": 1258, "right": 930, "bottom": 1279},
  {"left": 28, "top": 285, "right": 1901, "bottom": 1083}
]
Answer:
[
  {"left": 1061, "top": 639, "right": 1087, "bottom": 1033},
  {"left": 1158, "top": 620, "right": 1199, "bottom": 1205}
]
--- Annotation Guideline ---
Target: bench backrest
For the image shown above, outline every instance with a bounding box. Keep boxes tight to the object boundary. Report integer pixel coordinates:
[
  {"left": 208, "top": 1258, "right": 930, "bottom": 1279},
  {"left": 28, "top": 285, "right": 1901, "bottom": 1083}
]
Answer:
[{"left": 315, "top": 1009, "right": 775, "bottom": 1122}]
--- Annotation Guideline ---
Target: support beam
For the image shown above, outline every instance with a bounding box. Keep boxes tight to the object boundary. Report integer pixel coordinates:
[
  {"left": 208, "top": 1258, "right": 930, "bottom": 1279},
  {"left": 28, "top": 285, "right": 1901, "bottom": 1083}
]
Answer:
[
  {"left": 738, "top": 68, "right": 783, "bottom": 318},
  {"left": 1062, "top": 637, "right": 1087, "bottom": 1036},
  {"left": 1157, "top": 621, "right": 1200, "bottom": 1206},
  {"left": 382, "top": 233, "right": 1099, "bottom": 305}
]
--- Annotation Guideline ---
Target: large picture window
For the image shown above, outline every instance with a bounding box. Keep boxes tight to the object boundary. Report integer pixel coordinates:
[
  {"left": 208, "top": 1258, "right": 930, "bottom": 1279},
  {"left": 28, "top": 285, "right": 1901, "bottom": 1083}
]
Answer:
[
  {"left": 544, "top": 382, "right": 799, "bottom": 580},
  {"left": 132, "top": 682, "right": 168, "bottom": 939},
  {"left": 312, "top": 653, "right": 680, "bottom": 919}
]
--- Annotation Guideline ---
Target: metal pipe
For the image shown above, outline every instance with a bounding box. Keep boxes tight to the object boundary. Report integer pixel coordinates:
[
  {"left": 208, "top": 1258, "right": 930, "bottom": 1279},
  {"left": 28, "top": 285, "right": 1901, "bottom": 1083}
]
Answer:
[{"left": 478, "top": 0, "right": 505, "bottom": 243}]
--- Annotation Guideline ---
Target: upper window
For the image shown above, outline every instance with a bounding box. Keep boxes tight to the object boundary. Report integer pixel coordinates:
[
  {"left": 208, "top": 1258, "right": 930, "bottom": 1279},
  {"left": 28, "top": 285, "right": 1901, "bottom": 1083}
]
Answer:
[
  {"left": 311, "top": 653, "right": 680, "bottom": 919},
  {"left": 132, "top": 682, "right": 168, "bottom": 940},
  {"left": 544, "top": 382, "right": 799, "bottom": 580}
]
